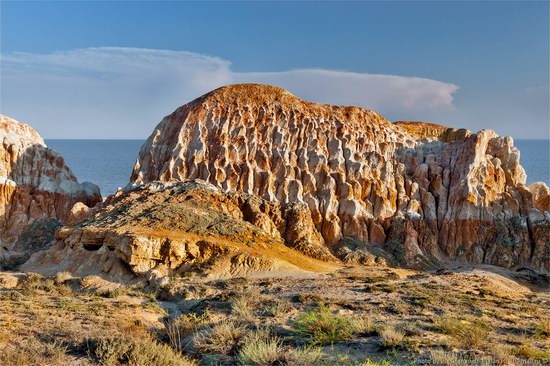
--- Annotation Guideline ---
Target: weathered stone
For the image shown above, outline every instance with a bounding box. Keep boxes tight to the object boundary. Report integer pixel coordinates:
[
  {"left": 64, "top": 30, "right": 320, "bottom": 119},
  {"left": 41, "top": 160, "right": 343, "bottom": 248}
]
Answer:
[
  {"left": 23, "top": 181, "right": 339, "bottom": 279},
  {"left": 0, "top": 115, "right": 101, "bottom": 267},
  {"left": 127, "top": 84, "right": 549, "bottom": 272}
]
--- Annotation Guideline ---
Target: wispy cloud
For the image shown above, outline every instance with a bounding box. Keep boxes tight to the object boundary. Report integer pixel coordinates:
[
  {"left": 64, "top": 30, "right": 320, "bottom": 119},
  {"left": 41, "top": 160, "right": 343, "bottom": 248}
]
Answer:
[
  {"left": 1, "top": 47, "right": 458, "bottom": 138},
  {"left": 234, "top": 69, "right": 458, "bottom": 115}
]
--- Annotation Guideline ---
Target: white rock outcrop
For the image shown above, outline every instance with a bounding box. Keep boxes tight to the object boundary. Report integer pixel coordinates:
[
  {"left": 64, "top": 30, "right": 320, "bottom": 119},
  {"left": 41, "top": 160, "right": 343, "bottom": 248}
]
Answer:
[{"left": 0, "top": 114, "right": 101, "bottom": 254}]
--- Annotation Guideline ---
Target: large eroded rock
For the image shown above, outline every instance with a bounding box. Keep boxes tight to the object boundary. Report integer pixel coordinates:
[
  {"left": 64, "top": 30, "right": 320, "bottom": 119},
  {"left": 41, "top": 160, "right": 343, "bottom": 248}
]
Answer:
[
  {"left": 0, "top": 115, "right": 101, "bottom": 267},
  {"left": 128, "top": 84, "right": 549, "bottom": 272},
  {"left": 23, "top": 181, "right": 340, "bottom": 281}
]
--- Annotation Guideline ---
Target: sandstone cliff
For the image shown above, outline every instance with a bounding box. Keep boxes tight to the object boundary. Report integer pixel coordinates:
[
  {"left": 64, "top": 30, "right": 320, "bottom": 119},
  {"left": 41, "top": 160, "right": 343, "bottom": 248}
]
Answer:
[
  {"left": 0, "top": 114, "right": 101, "bottom": 267},
  {"left": 127, "top": 84, "right": 549, "bottom": 273}
]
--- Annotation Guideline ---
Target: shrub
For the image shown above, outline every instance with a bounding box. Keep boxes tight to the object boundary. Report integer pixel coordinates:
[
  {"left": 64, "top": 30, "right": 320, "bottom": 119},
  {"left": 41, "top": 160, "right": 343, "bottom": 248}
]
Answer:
[
  {"left": 0, "top": 339, "right": 69, "bottom": 366},
  {"left": 195, "top": 320, "right": 247, "bottom": 356},
  {"left": 80, "top": 275, "right": 104, "bottom": 288},
  {"left": 20, "top": 273, "right": 72, "bottom": 295},
  {"left": 164, "top": 312, "right": 211, "bottom": 354},
  {"left": 378, "top": 325, "right": 405, "bottom": 349},
  {"left": 87, "top": 336, "right": 196, "bottom": 366},
  {"left": 237, "top": 330, "right": 284, "bottom": 365},
  {"left": 231, "top": 295, "right": 254, "bottom": 320},
  {"left": 292, "top": 305, "right": 357, "bottom": 345},
  {"left": 88, "top": 336, "right": 130, "bottom": 365}
]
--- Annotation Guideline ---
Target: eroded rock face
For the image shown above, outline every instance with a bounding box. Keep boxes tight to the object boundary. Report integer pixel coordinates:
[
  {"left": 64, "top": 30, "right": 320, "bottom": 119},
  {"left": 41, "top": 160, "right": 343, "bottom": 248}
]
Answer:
[
  {"left": 0, "top": 114, "right": 101, "bottom": 265},
  {"left": 23, "top": 181, "right": 340, "bottom": 281},
  {"left": 394, "top": 121, "right": 471, "bottom": 142},
  {"left": 128, "top": 84, "right": 549, "bottom": 272}
]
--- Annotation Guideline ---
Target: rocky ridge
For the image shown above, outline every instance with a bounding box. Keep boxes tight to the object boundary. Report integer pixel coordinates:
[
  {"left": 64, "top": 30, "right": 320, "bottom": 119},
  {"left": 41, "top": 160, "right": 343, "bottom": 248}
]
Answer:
[
  {"left": 128, "top": 84, "right": 549, "bottom": 273},
  {"left": 23, "top": 180, "right": 340, "bottom": 282},
  {"left": 0, "top": 114, "right": 101, "bottom": 268}
]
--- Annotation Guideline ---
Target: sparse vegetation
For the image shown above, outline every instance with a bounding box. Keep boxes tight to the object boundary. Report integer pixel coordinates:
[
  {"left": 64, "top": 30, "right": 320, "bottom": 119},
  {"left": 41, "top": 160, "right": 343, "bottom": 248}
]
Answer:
[
  {"left": 534, "top": 318, "right": 550, "bottom": 339},
  {"left": 1, "top": 265, "right": 548, "bottom": 365},
  {"left": 435, "top": 317, "right": 491, "bottom": 348}
]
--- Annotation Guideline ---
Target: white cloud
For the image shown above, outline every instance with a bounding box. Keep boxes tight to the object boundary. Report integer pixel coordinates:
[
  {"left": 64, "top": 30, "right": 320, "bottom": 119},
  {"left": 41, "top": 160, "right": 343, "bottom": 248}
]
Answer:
[
  {"left": 234, "top": 69, "right": 458, "bottom": 115},
  {"left": 1, "top": 47, "right": 458, "bottom": 139}
]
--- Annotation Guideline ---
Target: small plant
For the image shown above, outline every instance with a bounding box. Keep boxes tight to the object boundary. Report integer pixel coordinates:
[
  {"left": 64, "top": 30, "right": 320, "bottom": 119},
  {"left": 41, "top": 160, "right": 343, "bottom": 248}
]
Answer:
[
  {"left": 490, "top": 344, "right": 515, "bottom": 366},
  {"left": 164, "top": 312, "right": 210, "bottom": 354},
  {"left": 292, "top": 305, "right": 357, "bottom": 345},
  {"left": 378, "top": 325, "right": 405, "bottom": 349},
  {"left": 264, "top": 298, "right": 292, "bottom": 317},
  {"left": 353, "top": 314, "right": 376, "bottom": 335},
  {"left": 237, "top": 329, "right": 284, "bottom": 365},
  {"left": 195, "top": 320, "right": 247, "bottom": 356},
  {"left": 87, "top": 336, "right": 197, "bottom": 366},
  {"left": 286, "top": 346, "right": 323, "bottom": 366},
  {"left": 231, "top": 294, "right": 254, "bottom": 320}
]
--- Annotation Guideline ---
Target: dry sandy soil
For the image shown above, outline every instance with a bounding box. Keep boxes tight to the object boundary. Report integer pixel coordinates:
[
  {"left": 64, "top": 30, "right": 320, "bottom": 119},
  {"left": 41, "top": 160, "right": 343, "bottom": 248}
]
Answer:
[{"left": 0, "top": 265, "right": 548, "bottom": 366}]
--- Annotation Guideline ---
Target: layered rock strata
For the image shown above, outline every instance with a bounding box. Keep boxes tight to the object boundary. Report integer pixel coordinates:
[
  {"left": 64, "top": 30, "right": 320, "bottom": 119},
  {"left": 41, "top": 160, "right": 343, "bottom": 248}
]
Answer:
[
  {"left": 128, "top": 84, "right": 549, "bottom": 272},
  {"left": 0, "top": 115, "right": 101, "bottom": 266}
]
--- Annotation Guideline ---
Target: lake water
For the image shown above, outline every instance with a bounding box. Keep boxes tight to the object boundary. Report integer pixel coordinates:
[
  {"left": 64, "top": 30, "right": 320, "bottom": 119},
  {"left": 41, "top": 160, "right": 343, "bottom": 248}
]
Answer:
[{"left": 47, "top": 139, "right": 550, "bottom": 196}]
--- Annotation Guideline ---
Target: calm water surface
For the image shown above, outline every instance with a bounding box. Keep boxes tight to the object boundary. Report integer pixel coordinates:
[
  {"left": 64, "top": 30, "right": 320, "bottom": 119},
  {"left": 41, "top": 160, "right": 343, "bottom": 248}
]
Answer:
[{"left": 47, "top": 139, "right": 550, "bottom": 197}]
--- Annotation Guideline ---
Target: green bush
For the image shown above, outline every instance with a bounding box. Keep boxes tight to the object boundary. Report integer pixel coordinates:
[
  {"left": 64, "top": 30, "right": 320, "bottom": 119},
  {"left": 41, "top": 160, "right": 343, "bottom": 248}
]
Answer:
[
  {"left": 87, "top": 336, "right": 196, "bottom": 366},
  {"left": 292, "top": 305, "right": 357, "bottom": 345}
]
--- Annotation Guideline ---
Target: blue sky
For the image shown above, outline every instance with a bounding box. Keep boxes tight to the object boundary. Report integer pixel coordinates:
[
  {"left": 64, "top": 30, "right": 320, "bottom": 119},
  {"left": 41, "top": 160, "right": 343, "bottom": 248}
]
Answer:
[{"left": 1, "top": 1, "right": 548, "bottom": 139}]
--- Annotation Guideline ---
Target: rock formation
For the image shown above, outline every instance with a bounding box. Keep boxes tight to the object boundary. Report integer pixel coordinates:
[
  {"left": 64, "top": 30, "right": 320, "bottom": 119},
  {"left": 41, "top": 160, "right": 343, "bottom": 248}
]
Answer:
[
  {"left": 127, "top": 84, "right": 549, "bottom": 273},
  {"left": 394, "top": 121, "right": 471, "bottom": 142},
  {"left": 23, "top": 180, "right": 340, "bottom": 281},
  {"left": 0, "top": 114, "right": 101, "bottom": 267}
]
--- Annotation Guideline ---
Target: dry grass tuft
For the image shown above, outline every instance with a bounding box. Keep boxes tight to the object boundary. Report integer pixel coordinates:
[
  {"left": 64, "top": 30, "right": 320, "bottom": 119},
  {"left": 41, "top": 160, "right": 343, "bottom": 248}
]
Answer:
[
  {"left": 378, "top": 325, "right": 405, "bottom": 349},
  {"left": 534, "top": 318, "right": 550, "bottom": 340},
  {"left": 231, "top": 294, "right": 255, "bottom": 320},
  {"left": 237, "top": 329, "right": 284, "bottom": 365},
  {"left": 0, "top": 339, "right": 69, "bottom": 366},
  {"left": 195, "top": 320, "right": 248, "bottom": 356},
  {"left": 54, "top": 271, "right": 72, "bottom": 285}
]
